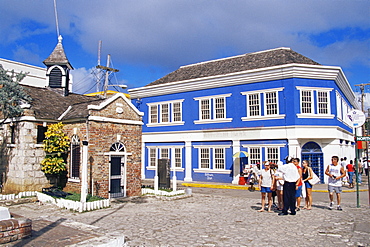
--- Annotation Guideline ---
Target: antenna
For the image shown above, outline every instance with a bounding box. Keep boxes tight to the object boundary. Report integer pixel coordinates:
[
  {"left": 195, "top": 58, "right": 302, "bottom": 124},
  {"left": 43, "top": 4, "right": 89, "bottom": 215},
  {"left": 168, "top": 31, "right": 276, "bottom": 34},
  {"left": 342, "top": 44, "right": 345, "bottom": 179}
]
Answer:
[{"left": 53, "top": 0, "right": 60, "bottom": 37}]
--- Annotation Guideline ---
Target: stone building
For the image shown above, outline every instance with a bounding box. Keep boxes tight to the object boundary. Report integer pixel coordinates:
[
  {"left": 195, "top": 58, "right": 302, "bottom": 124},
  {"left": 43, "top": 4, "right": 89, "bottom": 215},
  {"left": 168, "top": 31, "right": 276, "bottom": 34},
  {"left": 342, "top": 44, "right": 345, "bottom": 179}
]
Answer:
[{"left": 0, "top": 36, "right": 143, "bottom": 198}]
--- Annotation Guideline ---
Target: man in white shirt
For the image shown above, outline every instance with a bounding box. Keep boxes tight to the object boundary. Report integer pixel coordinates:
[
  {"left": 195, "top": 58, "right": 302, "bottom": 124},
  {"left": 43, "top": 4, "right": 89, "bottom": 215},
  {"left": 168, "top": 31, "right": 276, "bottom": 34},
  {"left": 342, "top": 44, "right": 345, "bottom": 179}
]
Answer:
[
  {"left": 325, "top": 156, "right": 346, "bottom": 210},
  {"left": 277, "top": 156, "right": 300, "bottom": 216}
]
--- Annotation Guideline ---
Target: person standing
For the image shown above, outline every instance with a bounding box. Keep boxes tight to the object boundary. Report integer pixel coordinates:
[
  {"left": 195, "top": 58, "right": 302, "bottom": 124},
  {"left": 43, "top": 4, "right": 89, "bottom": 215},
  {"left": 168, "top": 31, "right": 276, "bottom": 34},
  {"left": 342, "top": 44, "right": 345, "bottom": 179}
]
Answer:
[
  {"left": 257, "top": 162, "right": 274, "bottom": 212},
  {"left": 277, "top": 156, "right": 300, "bottom": 216},
  {"left": 325, "top": 156, "right": 346, "bottom": 210},
  {"left": 346, "top": 160, "right": 355, "bottom": 188},
  {"left": 302, "top": 160, "right": 314, "bottom": 209},
  {"left": 292, "top": 158, "right": 303, "bottom": 211},
  {"left": 364, "top": 158, "right": 369, "bottom": 177},
  {"left": 272, "top": 161, "right": 284, "bottom": 211}
]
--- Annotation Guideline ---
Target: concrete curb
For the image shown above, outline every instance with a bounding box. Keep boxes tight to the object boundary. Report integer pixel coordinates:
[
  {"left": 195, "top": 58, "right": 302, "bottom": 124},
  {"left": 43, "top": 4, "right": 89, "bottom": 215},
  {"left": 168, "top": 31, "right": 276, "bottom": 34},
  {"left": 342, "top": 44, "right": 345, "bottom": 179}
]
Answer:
[{"left": 182, "top": 183, "right": 369, "bottom": 193}]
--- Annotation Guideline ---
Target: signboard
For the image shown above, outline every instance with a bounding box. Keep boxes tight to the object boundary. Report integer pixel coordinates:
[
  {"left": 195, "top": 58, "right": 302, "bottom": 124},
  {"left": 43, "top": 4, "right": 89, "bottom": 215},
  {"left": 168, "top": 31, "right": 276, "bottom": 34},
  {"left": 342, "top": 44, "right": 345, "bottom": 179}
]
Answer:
[
  {"left": 347, "top": 110, "right": 366, "bottom": 128},
  {"left": 357, "top": 136, "right": 370, "bottom": 141}
]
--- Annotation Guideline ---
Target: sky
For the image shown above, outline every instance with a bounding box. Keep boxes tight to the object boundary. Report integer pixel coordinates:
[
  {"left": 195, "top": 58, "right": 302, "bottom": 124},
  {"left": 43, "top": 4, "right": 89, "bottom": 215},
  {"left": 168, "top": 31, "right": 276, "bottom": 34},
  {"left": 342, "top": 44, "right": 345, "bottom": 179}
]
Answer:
[{"left": 0, "top": 0, "right": 369, "bottom": 110}]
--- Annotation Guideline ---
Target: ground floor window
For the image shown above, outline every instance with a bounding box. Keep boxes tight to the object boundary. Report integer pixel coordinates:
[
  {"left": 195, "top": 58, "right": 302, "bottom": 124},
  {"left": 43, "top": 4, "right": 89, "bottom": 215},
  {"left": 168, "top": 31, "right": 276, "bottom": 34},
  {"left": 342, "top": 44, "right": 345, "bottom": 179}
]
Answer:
[
  {"left": 249, "top": 147, "right": 261, "bottom": 165},
  {"left": 266, "top": 147, "right": 279, "bottom": 164}
]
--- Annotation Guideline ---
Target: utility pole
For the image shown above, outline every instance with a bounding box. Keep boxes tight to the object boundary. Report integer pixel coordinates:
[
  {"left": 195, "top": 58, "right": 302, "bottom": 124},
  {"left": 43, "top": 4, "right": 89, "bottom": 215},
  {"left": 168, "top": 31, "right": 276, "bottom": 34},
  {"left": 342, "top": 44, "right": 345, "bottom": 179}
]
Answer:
[
  {"left": 96, "top": 54, "right": 119, "bottom": 98},
  {"left": 354, "top": 82, "right": 370, "bottom": 208},
  {"left": 355, "top": 82, "right": 370, "bottom": 136}
]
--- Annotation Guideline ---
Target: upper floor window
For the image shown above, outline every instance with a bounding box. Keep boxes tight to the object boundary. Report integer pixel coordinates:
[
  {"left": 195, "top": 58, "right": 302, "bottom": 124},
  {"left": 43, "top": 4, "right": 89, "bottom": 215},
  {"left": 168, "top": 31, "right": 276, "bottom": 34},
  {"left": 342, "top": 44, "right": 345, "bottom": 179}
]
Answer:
[
  {"left": 194, "top": 93, "right": 232, "bottom": 124},
  {"left": 241, "top": 88, "right": 284, "bottom": 121},
  {"left": 296, "top": 86, "right": 333, "bottom": 119},
  {"left": 248, "top": 93, "right": 260, "bottom": 116},
  {"left": 147, "top": 99, "right": 184, "bottom": 126}
]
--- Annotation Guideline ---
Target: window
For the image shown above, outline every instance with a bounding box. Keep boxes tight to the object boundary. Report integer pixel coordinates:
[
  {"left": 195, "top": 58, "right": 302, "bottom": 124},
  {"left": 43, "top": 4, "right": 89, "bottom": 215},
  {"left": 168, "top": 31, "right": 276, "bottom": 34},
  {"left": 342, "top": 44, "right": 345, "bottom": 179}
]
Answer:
[
  {"left": 194, "top": 94, "right": 232, "bottom": 124},
  {"left": 161, "top": 103, "right": 169, "bottom": 123},
  {"left": 200, "top": 148, "right": 210, "bottom": 169},
  {"left": 70, "top": 135, "right": 80, "bottom": 179},
  {"left": 241, "top": 88, "right": 284, "bottom": 121},
  {"left": 249, "top": 147, "right": 261, "bottom": 165},
  {"left": 214, "top": 98, "right": 225, "bottom": 119},
  {"left": 301, "top": 90, "right": 313, "bottom": 114},
  {"left": 147, "top": 100, "right": 184, "bottom": 126},
  {"left": 265, "top": 92, "right": 278, "bottom": 115},
  {"left": 317, "top": 91, "right": 328, "bottom": 114},
  {"left": 174, "top": 148, "right": 182, "bottom": 168},
  {"left": 149, "top": 148, "right": 157, "bottom": 167},
  {"left": 37, "top": 125, "right": 48, "bottom": 144},
  {"left": 149, "top": 105, "right": 158, "bottom": 124},
  {"left": 297, "top": 86, "right": 333, "bottom": 118},
  {"left": 200, "top": 99, "right": 211, "bottom": 120},
  {"left": 160, "top": 148, "right": 169, "bottom": 159},
  {"left": 214, "top": 148, "right": 225, "bottom": 169},
  {"left": 248, "top": 93, "right": 260, "bottom": 116},
  {"left": 266, "top": 147, "right": 279, "bottom": 164},
  {"left": 173, "top": 102, "right": 182, "bottom": 122},
  {"left": 10, "top": 124, "right": 16, "bottom": 144}
]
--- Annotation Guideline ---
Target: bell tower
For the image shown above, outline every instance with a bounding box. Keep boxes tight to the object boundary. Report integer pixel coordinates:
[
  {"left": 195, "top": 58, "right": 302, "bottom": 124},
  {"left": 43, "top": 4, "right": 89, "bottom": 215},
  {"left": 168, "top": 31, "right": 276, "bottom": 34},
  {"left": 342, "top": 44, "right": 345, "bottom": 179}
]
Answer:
[{"left": 43, "top": 35, "right": 73, "bottom": 96}]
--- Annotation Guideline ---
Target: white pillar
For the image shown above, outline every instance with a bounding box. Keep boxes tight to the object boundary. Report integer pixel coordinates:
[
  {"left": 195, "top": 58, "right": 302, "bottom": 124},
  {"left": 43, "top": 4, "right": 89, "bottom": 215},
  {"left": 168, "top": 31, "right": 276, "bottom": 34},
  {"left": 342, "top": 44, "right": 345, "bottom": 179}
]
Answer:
[
  {"left": 171, "top": 148, "right": 177, "bottom": 191},
  {"left": 80, "top": 141, "right": 88, "bottom": 207},
  {"left": 184, "top": 141, "right": 193, "bottom": 182},
  {"left": 154, "top": 148, "right": 159, "bottom": 192},
  {"left": 232, "top": 140, "right": 241, "bottom": 184}
]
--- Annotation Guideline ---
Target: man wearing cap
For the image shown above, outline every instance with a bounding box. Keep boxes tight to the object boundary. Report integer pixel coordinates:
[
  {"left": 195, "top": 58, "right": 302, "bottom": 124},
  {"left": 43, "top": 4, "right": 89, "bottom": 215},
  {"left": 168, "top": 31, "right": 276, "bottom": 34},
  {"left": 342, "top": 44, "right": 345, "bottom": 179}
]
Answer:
[{"left": 276, "top": 156, "right": 300, "bottom": 215}]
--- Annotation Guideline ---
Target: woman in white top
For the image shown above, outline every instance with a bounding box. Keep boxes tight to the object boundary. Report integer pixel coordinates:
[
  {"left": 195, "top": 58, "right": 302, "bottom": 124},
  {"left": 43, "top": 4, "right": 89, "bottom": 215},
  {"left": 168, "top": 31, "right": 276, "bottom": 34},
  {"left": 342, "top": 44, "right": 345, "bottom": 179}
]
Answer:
[
  {"left": 258, "top": 161, "right": 274, "bottom": 212},
  {"left": 272, "top": 161, "right": 284, "bottom": 211}
]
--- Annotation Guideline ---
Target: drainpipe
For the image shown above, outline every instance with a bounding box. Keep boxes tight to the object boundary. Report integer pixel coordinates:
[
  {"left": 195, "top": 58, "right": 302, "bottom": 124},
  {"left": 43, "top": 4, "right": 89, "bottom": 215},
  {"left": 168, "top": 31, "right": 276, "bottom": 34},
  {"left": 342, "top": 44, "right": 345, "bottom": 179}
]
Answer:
[{"left": 80, "top": 141, "right": 88, "bottom": 208}]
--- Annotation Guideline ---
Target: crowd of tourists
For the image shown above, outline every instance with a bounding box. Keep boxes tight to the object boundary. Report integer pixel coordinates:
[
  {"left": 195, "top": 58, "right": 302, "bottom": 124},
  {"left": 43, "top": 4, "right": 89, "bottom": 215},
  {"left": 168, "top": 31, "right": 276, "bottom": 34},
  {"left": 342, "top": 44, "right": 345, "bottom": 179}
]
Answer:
[{"left": 243, "top": 155, "right": 369, "bottom": 215}]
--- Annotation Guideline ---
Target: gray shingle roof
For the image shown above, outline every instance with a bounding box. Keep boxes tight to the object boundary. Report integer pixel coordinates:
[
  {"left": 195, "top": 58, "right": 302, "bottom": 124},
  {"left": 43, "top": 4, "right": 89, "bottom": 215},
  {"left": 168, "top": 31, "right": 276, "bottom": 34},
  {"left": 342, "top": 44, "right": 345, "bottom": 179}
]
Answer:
[
  {"left": 146, "top": 47, "right": 320, "bottom": 87},
  {"left": 43, "top": 36, "right": 73, "bottom": 70},
  {"left": 23, "top": 85, "right": 103, "bottom": 120}
]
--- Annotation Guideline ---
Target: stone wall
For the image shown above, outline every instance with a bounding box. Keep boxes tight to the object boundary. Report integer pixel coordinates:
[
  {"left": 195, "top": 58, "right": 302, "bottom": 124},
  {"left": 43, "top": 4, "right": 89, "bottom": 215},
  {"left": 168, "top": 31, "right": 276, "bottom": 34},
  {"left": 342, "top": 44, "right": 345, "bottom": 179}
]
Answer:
[{"left": 1, "top": 122, "right": 51, "bottom": 194}]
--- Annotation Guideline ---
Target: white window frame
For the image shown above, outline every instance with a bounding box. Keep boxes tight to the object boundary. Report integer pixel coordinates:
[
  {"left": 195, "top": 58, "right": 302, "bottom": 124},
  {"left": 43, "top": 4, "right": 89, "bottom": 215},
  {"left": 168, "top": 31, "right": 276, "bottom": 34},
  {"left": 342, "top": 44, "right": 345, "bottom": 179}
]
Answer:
[
  {"left": 194, "top": 93, "right": 232, "bottom": 124},
  {"left": 266, "top": 147, "right": 279, "bottom": 165},
  {"left": 296, "top": 86, "right": 334, "bottom": 119},
  {"left": 174, "top": 148, "right": 182, "bottom": 168},
  {"left": 149, "top": 105, "right": 158, "bottom": 124},
  {"left": 148, "top": 148, "right": 157, "bottom": 167},
  {"left": 160, "top": 148, "right": 169, "bottom": 159},
  {"left": 264, "top": 91, "right": 278, "bottom": 116},
  {"left": 317, "top": 91, "right": 329, "bottom": 115},
  {"left": 248, "top": 147, "right": 261, "bottom": 165},
  {"left": 336, "top": 91, "right": 342, "bottom": 120},
  {"left": 160, "top": 103, "right": 169, "bottom": 123},
  {"left": 147, "top": 100, "right": 185, "bottom": 127},
  {"left": 213, "top": 148, "right": 225, "bottom": 170},
  {"left": 241, "top": 88, "right": 285, "bottom": 121}
]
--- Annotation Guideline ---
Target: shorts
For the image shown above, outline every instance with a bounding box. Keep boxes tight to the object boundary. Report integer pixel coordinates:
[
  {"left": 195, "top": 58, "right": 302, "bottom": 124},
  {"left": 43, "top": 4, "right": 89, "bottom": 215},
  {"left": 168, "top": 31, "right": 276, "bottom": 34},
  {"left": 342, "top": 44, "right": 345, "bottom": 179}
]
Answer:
[
  {"left": 328, "top": 185, "right": 342, "bottom": 194},
  {"left": 295, "top": 185, "right": 302, "bottom": 197},
  {"left": 260, "top": 186, "right": 272, "bottom": 193},
  {"left": 305, "top": 181, "right": 312, "bottom": 189}
]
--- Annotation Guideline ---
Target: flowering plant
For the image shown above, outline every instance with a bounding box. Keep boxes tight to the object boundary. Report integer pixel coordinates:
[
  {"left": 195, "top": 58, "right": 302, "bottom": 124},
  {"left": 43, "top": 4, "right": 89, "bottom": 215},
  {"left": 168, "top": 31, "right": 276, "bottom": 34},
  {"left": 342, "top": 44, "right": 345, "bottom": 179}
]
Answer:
[{"left": 41, "top": 122, "right": 70, "bottom": 175}]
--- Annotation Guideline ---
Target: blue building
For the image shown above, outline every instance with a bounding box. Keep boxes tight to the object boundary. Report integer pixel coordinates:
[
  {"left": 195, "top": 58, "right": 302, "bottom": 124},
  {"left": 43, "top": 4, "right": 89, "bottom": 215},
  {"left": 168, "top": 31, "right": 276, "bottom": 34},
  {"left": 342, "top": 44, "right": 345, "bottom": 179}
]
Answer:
[{"left": 129, "top": 47, "right": 357, "bottom": 184}]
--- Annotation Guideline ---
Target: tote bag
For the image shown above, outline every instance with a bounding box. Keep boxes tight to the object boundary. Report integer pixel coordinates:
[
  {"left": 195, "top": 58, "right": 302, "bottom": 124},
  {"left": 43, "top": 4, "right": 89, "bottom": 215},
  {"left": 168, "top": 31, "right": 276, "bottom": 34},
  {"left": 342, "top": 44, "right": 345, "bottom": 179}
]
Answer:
[{"left": 308, "top": 169, "right": 320, "bottom": 185}]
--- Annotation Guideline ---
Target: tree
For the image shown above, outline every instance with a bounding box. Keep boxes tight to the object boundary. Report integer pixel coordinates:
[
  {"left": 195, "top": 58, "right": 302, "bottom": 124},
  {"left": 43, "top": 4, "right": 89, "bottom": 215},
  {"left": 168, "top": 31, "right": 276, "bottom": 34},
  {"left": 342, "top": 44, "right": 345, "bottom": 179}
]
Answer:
[{"left": 0, "top": 65, "right": 31, "bottom": 124}]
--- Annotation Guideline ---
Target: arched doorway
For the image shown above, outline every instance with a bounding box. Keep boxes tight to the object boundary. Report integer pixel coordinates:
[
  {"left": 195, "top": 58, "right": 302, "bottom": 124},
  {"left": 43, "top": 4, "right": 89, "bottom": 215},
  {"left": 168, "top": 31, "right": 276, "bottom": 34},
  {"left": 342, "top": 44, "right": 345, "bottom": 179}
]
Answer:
[
  {"left": 106, "top": 141, "right": 129, "bottom": 198},
  {"left": 301, "top": 142, "right": 324, "bottom": 183}
]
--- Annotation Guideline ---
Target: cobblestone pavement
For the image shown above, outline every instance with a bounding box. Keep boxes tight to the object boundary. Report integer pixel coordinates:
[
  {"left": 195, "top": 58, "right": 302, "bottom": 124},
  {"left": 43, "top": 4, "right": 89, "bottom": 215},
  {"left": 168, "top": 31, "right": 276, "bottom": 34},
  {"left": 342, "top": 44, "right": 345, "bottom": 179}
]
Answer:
[{"left": 6, "top": 186, "right": 370, "bottom": 247}]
